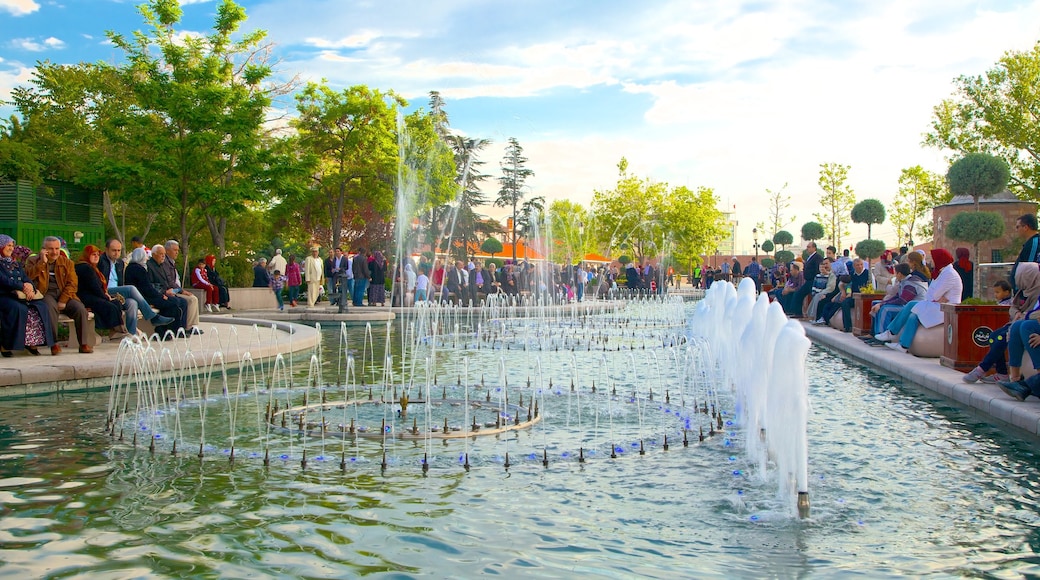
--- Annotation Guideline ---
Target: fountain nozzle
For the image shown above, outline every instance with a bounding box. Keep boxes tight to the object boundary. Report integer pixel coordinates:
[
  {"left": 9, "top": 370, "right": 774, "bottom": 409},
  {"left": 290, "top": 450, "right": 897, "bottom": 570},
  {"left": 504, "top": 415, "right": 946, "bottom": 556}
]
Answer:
[
  {"left": 798, "top": 492, "right": 810, "bottom": 518},
  {"left": 422, "top": 453, "right": 429, "bottom": 473},
  {"left": 464, "top": 453, "right": 470, "bottom": 471},
  {"left": 542, "top": 449, "right": 549, "bottom": 468}
]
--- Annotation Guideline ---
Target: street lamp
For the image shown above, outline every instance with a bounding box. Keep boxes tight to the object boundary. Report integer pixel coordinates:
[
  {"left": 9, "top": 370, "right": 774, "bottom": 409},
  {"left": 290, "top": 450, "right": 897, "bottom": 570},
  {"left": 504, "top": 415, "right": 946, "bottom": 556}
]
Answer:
[{"left": 752, "top": 228, "right": 760, "bottom": 259}]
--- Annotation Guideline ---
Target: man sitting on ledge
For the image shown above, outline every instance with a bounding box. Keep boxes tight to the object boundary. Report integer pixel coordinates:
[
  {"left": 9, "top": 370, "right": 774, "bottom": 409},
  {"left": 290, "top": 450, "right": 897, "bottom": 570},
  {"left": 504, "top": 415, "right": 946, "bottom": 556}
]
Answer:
[{"left": 25, "top": 236, "right": 96, "bottom": 353}]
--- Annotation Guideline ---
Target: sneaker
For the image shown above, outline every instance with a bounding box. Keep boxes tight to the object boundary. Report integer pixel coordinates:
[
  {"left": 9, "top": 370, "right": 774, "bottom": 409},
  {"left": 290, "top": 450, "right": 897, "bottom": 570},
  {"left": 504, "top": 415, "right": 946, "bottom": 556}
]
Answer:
[
  {"left": 812, "top": 318, "right": 825, "bottom": 325},
  {"left": 875, "top": 330, "right": 894, "bottom": 342},
  {"left": 205, "top": 304, "right": 212, "bottom": 313},
  {"left": 980, "top": 373, "right": 1009, "bottom": 384},
  {"left": 885, "top": 342, "right": 906, "bottom": 353},
  {"left": 997, "top": 380, "right": 1030, "bottom": 401},
  {"left": 190, "top": 327, "right": 205, "bottom": 336},
  {"left": 962, "top": 366, "right": 985, "bottom": 383},
  {"left": 152, "top": 314, "right": 175, "bottom": 326}
]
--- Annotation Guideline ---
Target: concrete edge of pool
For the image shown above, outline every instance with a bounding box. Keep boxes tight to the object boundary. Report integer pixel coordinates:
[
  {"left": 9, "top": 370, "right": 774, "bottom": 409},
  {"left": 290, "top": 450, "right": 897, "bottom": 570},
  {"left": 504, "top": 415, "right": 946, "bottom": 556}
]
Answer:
[
  {"left": 803, "top": 322, "right": 1040, "bottom": 438},
  {"left": 0, "top": 315, "right": 321, "bottom": 396}
]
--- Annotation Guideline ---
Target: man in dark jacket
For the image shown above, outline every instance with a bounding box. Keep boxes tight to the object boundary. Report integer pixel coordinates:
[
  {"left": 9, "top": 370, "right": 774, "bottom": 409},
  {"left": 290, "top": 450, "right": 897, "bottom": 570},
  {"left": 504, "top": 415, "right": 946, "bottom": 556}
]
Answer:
[
  {"left": 1011, "top": 213, "right": 1040, "bottom": 291},
  {"left": 99, "top": 238, "right": 172, "bottom": 328},
  {"left": 148, "top": 245, "right": 194, "bottom": 333},
  {"left": 351, "top": 248, "right": 371, "bottom": 307}
]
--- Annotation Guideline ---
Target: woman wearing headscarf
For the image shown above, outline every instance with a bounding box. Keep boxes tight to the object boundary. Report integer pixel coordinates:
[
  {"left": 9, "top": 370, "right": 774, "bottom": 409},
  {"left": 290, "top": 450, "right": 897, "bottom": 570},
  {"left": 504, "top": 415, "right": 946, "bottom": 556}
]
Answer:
[
  {"left": 872, "top": 250, "right": 896, "bottom": 295},
  {"left": 0, "top": 234, "right": 54, "bottom": 356},
  {"left": 124, "top": 247, "right": 186, "bottom": 336},
  {"left": 75, "top": 245, "right": 137, "bottom": 338},
  {"left": 876, "top": 248, "right": 962, "bottom": 352},
  {"left": 368, "top": 251, "right": 387, "bottom": 307},
  {"left": 203, "top": 255, "right": 231, "bottom": 309},
  {"left": 952, "top": 247, "right": 973, "bottom": 300},
  {"left": 963, "top": 263, "right": 1040, "bottom": 383}
]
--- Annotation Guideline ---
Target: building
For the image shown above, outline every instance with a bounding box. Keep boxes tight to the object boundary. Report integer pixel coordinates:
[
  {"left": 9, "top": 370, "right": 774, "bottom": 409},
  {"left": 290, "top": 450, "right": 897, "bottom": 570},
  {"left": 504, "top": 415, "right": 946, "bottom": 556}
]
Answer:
[
  {"left": 931, "top": 191, "right": 1037, "bottom": 264},
  {"left": 0, "top": 178, "right": 104, "bottom": 255}
]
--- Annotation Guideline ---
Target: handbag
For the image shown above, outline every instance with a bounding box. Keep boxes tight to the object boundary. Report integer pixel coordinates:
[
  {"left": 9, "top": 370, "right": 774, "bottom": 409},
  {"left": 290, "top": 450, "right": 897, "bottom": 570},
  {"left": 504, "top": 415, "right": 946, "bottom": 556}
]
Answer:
[{"left": 15, "top": 289, "right": 44, "bottom": 301}]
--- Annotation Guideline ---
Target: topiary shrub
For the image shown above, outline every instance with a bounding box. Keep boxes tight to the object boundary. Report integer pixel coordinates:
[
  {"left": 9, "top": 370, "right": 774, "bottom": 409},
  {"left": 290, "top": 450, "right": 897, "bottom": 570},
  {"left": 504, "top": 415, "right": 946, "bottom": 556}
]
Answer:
[
  {"left": 618, "top": 255, "right": 632, "bottom": 265},
  {"left": 761, "top": 239, "right": 775, "bottom": 253},
  {"left": 761, "top": 257, "right": 775, "bottom": 268},
  {"left": 854, "top": 239, "right": 887, "bottom": 263},
  {"left": 774, "top": 250, "right": 795, "bottom": 264}
]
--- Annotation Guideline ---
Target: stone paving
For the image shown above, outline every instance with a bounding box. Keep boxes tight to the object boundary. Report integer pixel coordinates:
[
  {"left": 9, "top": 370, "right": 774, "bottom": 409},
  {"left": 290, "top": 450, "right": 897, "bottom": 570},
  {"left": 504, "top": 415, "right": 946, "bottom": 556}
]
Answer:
[
  {"left": 0, "top": 315, "right": 320, "bottom": 395},
  {"left": 803, "top": 322, "right": 1040, "bottom": 437}
]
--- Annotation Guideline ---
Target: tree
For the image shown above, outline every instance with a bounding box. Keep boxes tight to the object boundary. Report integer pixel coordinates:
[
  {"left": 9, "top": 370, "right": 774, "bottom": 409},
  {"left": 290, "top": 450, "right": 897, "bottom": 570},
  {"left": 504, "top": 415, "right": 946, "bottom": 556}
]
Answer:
[
  {"left": 775, "top": 250, "right": 795, "bottom": 265},
  {"left": 947, "top": 152, "right": 1012, "bottom": 210},
  {"left": 495, "top": 137, "right": 535, "bottom": 261},
  {"left": 947, "top": 152, "right": 1011, "bottom": 292},
  {"left": 766, "top": 182, "right": 795, "bottom": 237},
  {"left": 854, "top": 239, "right": 887, "bottom": 270},
  {"left": 889, "top": 166, "right": 948, "bottom": 247},
  {"left": 442, "top": 134, "right": 491, "bottom": 262},
  {"left": 815, "top": 163, "right": 857, "bottom": 248},
  {"left": 761, "top": 239, "right": 775, "bottom": 253},
  {"left": 549, "top": 199, "right": 590, "bottom": 265},
  {"left": 590, "top": 158, "right": 724, "bottom": 266},
  {"left": 925, "top": 40, "right": 1040, "bottom": 199},
  {"left": 851, "top": 199, "right": 886, "bottom": 240},
  {"left": 772, "top": 230, "right": 793, "bottom": 250},
  {"left": 801, "top": 222, "right": 825, "bottom": 243},
  {"left": 292, "top": 82, "right": 402, "bottom": 251},
  {"left": 480, "top": 237, "right": 503, "bottom": 259},
  {"left": 106, "top": 0, "right": 276, "bottom": 274}
]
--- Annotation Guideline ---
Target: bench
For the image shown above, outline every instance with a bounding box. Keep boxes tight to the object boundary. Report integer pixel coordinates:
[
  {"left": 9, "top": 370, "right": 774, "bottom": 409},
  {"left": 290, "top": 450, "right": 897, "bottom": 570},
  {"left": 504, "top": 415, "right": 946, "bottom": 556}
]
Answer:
[{"left": 59, "top": 311, "right": 99, "bottom": 348}]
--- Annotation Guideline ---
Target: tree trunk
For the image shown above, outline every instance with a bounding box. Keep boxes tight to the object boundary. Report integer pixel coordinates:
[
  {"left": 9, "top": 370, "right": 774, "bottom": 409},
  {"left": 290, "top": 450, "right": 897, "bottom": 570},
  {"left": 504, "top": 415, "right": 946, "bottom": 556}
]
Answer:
[
  {"left": 205, "top": 214, "right": 228, "bottom": 259},
  {"left": 103, "top": 191, "right": 123, "bottom": 243},
  {"left": 333, "top": 181, "right": 346, "bottom": 251}
]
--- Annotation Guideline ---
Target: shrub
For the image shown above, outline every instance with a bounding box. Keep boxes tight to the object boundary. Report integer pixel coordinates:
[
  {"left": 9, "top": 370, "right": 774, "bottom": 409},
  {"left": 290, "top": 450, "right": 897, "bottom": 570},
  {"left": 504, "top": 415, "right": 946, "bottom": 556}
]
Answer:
[
  {"left": 219, "top": 255, "right": 255, "bottom": 288},
  {"left": 774, "top": 250, "right": 795, "bottom": 264}
]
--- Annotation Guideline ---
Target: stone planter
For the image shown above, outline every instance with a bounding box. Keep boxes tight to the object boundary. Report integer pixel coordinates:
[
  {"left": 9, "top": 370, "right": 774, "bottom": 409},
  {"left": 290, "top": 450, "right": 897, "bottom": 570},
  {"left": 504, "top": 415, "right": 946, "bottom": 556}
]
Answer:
[
  {"left": 939, "top": 303, "right": 1010, "bottom": 372},
  {"left": 851, "top": 293, "right": 885, "bottom": 336}
]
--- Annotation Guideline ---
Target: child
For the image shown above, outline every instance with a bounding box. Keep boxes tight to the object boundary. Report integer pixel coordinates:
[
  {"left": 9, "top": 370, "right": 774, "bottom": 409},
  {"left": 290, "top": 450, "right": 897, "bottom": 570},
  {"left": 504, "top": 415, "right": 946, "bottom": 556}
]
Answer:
[
  {"left": 994, "top": 280, "right": 1012, "bottom": 305},
  {"left": 415, "top": 268, "right": 430, "bottom": 303},
  {"left": 270, "top": 269, "right": 287, "bottom": 311}
]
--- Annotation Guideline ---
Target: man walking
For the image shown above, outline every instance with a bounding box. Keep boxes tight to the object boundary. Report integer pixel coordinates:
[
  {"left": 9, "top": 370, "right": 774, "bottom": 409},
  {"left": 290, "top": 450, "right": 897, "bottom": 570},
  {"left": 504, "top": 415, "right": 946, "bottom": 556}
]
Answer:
[{"left": 303, "top": 246, "right": 324, "bottom": 307}]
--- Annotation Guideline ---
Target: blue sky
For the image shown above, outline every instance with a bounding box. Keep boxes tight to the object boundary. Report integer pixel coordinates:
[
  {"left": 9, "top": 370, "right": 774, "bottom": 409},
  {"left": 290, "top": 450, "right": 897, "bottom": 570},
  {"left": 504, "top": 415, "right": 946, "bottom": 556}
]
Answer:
[{"left": 2, "top": 0, "right": 1040, "bottom": 252}]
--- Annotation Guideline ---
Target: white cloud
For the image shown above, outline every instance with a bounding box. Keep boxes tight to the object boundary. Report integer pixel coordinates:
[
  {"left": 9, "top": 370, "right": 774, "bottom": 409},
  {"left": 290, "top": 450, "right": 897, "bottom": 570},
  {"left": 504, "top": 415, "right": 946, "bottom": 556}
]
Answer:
[
  {"left": 0, "top": 64, "right": 34, "bottom": 102},
  {"left": 11, "top": 36, "right": 64, "bottom": 51},
  {"left": 305, "top": 31, "right": 384, "bottom": 49},
  {"left": 179, "top": 0, "right": 213, "bottom": 4},
  {"left": 0, "top": 0, "right": 40, "bottom": 16}
]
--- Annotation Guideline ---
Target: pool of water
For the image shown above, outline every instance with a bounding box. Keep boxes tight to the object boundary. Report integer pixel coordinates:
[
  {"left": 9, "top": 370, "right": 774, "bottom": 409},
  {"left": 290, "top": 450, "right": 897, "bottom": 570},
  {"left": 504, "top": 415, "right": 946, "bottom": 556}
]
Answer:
[{"left": 1, "top": 320, "right": 1039, "bottom": 577}]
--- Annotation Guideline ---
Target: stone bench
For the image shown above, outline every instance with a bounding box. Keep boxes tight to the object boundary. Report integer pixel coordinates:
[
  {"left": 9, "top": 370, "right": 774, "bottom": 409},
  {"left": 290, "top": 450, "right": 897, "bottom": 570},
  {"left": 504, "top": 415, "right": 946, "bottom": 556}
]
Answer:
[
  {"left": 227, "top": 287, "right": 278, "bottom": 310},
  {"left": 907, "top": 324, "right": 944, "bottom": 358},
  {"left": 59, "top": 311, "right": 99, "bottom": 348}
]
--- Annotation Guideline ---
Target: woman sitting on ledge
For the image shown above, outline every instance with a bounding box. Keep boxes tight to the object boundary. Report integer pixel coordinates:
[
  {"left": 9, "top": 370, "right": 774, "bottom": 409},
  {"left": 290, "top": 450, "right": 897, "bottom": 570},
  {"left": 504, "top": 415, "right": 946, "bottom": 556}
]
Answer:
[
  {"left": 75, "top": 245, "right": 137, "bottom": 339},
  {"left": 0, "top": 234, "right": 54, "bottom": 356},
  {"left": 874, "top": 248, "right": 961, "bottom": 353}
]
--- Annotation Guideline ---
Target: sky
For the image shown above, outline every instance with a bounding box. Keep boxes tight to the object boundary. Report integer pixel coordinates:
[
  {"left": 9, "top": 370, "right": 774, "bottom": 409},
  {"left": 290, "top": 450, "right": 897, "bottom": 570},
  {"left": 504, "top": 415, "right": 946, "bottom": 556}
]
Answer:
[{"left": 2, "top": 0, "right": 1040, "bottom": 255}]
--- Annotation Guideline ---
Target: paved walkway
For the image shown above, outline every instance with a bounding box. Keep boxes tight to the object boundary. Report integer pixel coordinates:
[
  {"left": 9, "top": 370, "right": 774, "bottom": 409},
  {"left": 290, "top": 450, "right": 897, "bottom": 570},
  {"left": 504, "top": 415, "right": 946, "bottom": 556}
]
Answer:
[
  {"left": 0, "top": 315, "right": 320, "bottom": 394},
  {"left": 803, "top": 322, "right": 1040, "bottom": 437}
]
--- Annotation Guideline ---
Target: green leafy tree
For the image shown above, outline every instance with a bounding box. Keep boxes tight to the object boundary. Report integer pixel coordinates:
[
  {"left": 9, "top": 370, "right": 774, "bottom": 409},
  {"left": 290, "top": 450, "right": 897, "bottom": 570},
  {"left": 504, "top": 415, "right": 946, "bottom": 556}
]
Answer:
[
  {"left": 480, "top": 237, "right": 503, "bottom": 259},
  {"left": 443, "top": 134, "right": 491, "bottom": 262},
  {"left": 106, "top": 0, "right": 276, "bottom": 272},
  {"left": 801, "top": 222, "right": 825, "bottom": 243},
  {"left": 761, "top": 239, "right": 775, "bottom": 253},
  {"left": 292, "top": 82, "right": 403, "bottom": 251},
  {"left": 890, "top": 166, "right": 949, "bottom": 247},
  {"left": 815, "top": 163, "right": 857, "bottom": 248},
  {"left": 947, "top": 152, "right": 1012, "bottom": 210},
  {"left": 772, "top": 230, "right": 793, "bottom": 250},
  {"left": 925, "top": 40, "right": 1040, "bottom": 198},
  {"left": 851, "top": 199, "right": 886, "bottom": 239},
  {"left": 775, "top": 250, "right": 795, "bottom": 265},
  {"left": 495, "top": 137, "right": 535, "bottom": 261},
  {"left": 854, "top": 239, "right": 887, "bottom": 270},
  {"left": 947, "top": 152, "right": 1011, "bottom": 292},
  {"left": 549, "top": 199, "right": 591, "bottom": 265}
]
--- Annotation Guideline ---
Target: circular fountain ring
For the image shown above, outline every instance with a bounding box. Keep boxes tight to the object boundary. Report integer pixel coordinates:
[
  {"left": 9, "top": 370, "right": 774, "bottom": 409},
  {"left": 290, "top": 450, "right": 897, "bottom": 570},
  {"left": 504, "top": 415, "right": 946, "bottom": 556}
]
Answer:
[{"left": 270, "top": 398, "right": 542, "bottom": 440}]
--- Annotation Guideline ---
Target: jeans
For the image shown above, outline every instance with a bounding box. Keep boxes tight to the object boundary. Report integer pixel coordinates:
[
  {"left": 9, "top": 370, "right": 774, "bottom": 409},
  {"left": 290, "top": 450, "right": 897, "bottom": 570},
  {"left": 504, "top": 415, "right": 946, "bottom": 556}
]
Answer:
[
  {"left": 274, "top": 287, "right": 284, "bottom": 309},
  {"left": 885, "top": 300, "right": 923, "bottom": 348},
  {"left": 873, "top": 302, "right": 903, "bottom": 335},
  {"left": 121, "top": 299, "right": 139, "bottom": 334},
  {"left": 1007, "top": 319, "right": 1040, "bottom": 369},
  {"left": 288, "top": 285, "right": 300, "bottom": 305},
  {"left": 110, "top": 285, "right": 158, "bottom": 320},
  {"left": 980, "top": 322, "right": 1011, "bottom": 374},
  {"left": 353, "top": 278, "right": 369, "bottom": 307}
]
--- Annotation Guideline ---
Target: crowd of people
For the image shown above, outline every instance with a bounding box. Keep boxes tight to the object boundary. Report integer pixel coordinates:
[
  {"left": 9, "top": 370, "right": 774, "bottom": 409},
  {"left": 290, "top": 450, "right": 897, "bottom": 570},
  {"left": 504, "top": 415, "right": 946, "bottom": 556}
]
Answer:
[
  {"left": 0, "top": 235, "right": 219, "bottom": 357},
  {"left": 249, "top": 247, "right": 670, "bottom": 309}
]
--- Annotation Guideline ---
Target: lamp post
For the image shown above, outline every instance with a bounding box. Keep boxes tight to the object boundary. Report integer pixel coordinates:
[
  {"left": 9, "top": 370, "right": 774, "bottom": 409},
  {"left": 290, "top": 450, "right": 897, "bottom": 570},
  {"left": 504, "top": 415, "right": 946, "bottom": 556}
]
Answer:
[{"left": 752, "top": 228, "right": 760, "bottom": 259}]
